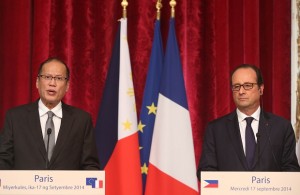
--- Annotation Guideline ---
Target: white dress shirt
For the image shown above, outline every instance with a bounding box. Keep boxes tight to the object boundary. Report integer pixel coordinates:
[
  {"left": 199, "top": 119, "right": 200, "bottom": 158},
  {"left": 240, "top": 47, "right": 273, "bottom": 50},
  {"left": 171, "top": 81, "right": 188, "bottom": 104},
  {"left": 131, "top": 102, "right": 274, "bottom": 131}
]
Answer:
[
  {"left": 38, "top": 99, "right": 62, "bottom": 143},
  {"left": 236, "top": 107, "right": 261, "bottom": 155}
]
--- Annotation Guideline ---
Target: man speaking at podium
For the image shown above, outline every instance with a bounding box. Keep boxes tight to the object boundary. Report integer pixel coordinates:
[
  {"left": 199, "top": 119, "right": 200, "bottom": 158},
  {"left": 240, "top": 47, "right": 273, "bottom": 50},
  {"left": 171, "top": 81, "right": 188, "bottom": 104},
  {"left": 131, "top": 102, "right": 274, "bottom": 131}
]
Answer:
[
  {"left": 0, "top": 58, "right": 100, "bottom": 170},
  {"left": 197, "top": 64, "right": 300, "bottom": 180}
]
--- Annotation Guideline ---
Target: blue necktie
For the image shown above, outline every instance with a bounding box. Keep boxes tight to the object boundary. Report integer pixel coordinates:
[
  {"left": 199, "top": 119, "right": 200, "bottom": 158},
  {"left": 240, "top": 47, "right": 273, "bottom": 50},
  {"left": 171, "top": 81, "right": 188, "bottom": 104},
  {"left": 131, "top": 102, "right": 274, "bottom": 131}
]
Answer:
[{"left": 245, "top": 117, "right": 255, "bottom": 169}]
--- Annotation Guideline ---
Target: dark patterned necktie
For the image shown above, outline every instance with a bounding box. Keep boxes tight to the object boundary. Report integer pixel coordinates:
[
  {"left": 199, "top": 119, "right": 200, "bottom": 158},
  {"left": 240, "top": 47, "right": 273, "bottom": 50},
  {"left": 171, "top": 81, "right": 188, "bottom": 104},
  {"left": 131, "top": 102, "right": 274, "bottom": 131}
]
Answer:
[
  {"left": 44, "top": 111, "right": 55, "bottom": 161},
  {"left": 245, "top": 117, "right": 255, "bottom": 169}
]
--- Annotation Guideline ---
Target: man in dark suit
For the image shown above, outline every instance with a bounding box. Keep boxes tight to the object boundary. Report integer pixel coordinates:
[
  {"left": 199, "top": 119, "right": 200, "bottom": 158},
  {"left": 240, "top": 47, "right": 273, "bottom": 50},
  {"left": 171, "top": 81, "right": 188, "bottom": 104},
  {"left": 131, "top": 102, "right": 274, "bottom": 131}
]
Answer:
[
  {"left": 197, "top": 64, "right": 300, "bottom": 180},
  {"left": 0, "top": 57, "right": 100, "bottom": 170}
]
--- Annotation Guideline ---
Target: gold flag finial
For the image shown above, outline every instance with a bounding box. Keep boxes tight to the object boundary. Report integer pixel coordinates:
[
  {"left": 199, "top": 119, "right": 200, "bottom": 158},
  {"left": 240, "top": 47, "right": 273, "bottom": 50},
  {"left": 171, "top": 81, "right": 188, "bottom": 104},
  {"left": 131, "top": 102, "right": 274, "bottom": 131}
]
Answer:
[
  {"left": 156, "top": 0, "right": 163, "bottom": 20},
  {"left": 121, "top": 0, "right": 128, "bottom": 18},
  {"left": 170, "top": 0, "right": 176, "bottom": 18}
]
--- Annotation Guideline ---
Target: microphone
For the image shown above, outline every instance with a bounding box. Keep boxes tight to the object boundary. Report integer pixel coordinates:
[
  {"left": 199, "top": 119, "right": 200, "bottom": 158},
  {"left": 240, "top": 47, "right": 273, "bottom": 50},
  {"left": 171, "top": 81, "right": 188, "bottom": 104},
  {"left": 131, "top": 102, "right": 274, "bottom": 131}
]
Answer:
[
  {"left": 46, "top": 128, "right": 52, "bottom": 169},
  {"left": 256, "top": 132, "right": 261, "bottom": 170}
]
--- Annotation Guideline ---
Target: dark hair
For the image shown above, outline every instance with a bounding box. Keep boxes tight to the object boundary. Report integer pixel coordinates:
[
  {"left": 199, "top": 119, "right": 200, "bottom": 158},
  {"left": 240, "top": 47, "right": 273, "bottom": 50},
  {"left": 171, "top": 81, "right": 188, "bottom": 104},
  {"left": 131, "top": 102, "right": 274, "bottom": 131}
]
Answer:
[
  {"left": 38, "top": 57, "right": 70, "bottom": 79},
  {"left": 230, "top": 64, "right": 264, "bottom": 86}
]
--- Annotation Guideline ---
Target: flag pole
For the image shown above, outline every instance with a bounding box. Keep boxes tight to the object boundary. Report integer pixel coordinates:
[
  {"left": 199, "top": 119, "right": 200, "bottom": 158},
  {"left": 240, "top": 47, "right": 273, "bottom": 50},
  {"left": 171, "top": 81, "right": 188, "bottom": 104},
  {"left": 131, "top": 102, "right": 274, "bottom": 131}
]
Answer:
[
  {"left": 156, "top": 0, "right": 162, "bottom": 20},
  {"left": 121, "top": 0, "right": 128, "bottom": 19},
  {"left": 170, "top": 0, "right": 176, "bottom": 18}
]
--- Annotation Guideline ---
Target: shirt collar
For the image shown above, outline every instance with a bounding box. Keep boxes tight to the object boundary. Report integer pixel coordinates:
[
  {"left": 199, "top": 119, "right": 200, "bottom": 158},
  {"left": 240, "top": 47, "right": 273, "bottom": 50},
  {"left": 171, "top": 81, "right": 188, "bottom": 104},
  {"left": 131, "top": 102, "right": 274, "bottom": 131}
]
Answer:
[
  {"left": 38, "top": 99, "right": 63, "bottom": 118},
  {"left": 236, "top": 106, "right": 261, "bottom": 122}
]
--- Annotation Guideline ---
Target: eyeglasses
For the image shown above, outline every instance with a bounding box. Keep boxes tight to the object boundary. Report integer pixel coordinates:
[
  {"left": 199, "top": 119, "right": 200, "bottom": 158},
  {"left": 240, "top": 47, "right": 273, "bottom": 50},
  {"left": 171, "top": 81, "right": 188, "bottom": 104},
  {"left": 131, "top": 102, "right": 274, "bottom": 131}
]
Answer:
[
  {"left": 231, "top": 83, "right": 257, "bottom": 91},
  {"left": 38, "top": 75, "right": 68, "bottom": 82}
]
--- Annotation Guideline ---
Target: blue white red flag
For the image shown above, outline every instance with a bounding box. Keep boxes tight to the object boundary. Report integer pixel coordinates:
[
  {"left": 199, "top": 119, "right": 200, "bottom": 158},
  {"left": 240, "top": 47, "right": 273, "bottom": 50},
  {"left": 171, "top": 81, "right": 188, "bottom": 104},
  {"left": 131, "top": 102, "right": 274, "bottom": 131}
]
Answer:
[
  {"left": 145, "top": 18, "right": 199, "bottom": 195},
  {"left": 204, "top": 180, "right": 219, "bottom": 188}
]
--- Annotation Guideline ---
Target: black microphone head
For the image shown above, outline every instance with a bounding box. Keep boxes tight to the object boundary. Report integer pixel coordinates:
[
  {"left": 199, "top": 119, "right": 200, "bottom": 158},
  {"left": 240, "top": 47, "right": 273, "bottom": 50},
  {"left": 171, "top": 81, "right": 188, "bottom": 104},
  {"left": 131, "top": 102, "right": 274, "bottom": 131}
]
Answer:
[
  {"left": 47, "top": 128, "right": 52, "bottom": 135},
  {"left": 256, "top": 132, "right": 260, "bottom": 138}
]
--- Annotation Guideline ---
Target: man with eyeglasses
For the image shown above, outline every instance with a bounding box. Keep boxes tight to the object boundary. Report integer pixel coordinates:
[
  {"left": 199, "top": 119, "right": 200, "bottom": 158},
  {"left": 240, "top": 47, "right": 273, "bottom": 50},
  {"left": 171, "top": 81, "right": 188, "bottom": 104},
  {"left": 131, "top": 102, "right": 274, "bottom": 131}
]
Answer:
[
  {"left": 0, "top": 57, "right": 100, "bottom": 170},
  {"left": 197, "top": 64, "right": 299, "bottom": 180}
]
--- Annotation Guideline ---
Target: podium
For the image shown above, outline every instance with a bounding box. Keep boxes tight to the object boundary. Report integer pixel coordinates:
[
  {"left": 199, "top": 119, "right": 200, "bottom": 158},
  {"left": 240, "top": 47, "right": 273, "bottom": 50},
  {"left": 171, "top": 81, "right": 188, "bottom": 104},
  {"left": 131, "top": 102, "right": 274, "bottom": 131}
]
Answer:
[
  {"left": 201, "top": 171, "right": 300, "bottom": 195},
  {"left": 0, "top": 170, "right": 105, "bottom": 195}
]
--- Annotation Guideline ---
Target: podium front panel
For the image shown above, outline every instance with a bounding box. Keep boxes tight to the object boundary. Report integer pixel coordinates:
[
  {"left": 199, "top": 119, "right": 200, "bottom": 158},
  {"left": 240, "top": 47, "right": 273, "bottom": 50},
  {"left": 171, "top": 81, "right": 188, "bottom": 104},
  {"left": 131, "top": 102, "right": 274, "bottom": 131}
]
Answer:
[
  {"left": 0, "top": 170, "right": 105, "bottom": 195},
  {"left": 201, "top": 171, "right": 300, "bottom": 195}
]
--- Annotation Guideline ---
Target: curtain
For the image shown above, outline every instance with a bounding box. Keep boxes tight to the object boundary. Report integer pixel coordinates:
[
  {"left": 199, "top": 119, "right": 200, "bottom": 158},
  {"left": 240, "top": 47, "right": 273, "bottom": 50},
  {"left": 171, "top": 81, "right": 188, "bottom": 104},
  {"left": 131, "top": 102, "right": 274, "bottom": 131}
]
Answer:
[{"left": 0, "top": 0, "right": 291, "bottom": 166}]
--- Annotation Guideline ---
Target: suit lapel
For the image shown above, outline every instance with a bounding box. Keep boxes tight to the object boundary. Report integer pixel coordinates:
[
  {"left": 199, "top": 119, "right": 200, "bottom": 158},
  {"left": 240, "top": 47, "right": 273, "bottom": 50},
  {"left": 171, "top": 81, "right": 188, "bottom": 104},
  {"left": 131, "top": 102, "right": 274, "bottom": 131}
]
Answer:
[
  {"left": 26, "top": 101, "right": 48, "bottom": 160},
  {"left": 227, "top": 112, "right": 249, "bottom": 170},
  {"left": 253, "top": 111, "right": 270, "bottom": 169},
  {"left": 49, "top": 103, "right": 74, "bottom": 165}
]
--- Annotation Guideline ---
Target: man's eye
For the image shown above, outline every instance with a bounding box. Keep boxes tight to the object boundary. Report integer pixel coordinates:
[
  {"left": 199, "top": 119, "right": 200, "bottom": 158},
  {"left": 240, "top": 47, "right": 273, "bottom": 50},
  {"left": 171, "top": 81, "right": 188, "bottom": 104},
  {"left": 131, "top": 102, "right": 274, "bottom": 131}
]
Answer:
[{"left": 45, "top": 76, "right": 52, "bottom": 79}]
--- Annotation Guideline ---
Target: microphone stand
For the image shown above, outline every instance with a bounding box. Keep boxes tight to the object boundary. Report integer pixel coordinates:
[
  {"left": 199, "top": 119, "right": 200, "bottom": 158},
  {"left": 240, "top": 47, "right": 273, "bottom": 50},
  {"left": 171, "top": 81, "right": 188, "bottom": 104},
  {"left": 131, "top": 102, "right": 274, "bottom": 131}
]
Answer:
[
  {"left": 46, "top": 128, "right": 52, "bottom": 169},
  {"left": 256, "top": 132, "right": 261, "bottom": 170}
]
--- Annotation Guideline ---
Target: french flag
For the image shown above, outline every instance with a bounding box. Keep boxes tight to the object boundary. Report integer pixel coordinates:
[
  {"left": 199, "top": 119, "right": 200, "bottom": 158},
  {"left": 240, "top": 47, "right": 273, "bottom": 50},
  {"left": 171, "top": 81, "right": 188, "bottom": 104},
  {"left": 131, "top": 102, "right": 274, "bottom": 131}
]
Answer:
[
  {"left": 145, "top": 18, "right": 199, "bottom": 195},
  {"left": 86, "top": 178, "right": 104, "bottom": 188}
]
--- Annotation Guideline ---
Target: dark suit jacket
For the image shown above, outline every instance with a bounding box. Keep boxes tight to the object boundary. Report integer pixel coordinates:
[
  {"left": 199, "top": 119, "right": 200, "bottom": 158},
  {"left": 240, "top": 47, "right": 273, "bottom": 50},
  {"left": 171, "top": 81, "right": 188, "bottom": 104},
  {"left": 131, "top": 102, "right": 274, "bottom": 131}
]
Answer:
[
  {"left": 0, "top": 100, "right": 100, "bottom": 170},
  {"left": 197, "top": 110, "right": 300, "bottom": 179}
]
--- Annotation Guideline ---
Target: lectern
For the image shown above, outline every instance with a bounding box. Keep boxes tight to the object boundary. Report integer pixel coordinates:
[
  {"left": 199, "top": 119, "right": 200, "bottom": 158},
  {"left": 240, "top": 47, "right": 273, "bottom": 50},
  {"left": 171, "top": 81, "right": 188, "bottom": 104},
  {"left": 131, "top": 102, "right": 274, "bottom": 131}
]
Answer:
[
  {"left": 201, "top": 171, "right": 299, "bottom": 195},
  {"left": 0, "top": 170, "right": 105, "bottom": 195}
]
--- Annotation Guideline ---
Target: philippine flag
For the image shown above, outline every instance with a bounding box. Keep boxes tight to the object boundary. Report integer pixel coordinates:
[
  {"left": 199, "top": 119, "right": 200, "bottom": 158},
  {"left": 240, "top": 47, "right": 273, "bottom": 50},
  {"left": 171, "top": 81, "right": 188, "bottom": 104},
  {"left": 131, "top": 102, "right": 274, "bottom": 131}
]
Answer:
[
  {"left": 204, "top": 180, "right": 219, "bottom": 188},
  {"left": 94, "top": 18, "right": 142, "bottom": 195}
]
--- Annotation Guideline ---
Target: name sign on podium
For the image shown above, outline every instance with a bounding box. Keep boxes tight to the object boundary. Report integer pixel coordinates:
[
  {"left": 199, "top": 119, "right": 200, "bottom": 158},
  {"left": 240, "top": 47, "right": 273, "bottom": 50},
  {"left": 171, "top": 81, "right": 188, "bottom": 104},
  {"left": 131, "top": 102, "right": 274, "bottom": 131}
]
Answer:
[
  {"left": 201, "top": 171, "right": 300, "bottom": 195},
  {"left": 0, "top": 170, "right": 105, "bottom": 195}
]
